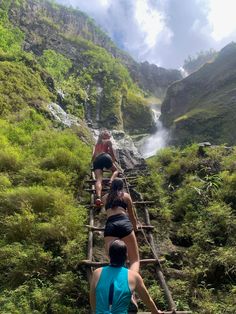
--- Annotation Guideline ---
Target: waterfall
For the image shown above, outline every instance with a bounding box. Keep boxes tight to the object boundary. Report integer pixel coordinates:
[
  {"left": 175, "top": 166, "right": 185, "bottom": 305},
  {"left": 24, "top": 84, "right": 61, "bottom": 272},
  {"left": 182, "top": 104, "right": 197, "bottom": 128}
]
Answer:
[
  {"left": 48, "top": 103, "right": 80, "bottom": 127},
  {"left": 139, "top": 105, "right": 169, "bottom": 158}
]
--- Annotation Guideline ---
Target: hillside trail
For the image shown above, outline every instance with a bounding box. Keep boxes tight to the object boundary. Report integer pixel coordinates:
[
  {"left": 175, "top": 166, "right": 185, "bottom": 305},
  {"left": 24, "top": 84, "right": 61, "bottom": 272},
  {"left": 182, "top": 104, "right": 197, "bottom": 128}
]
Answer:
[{"left": 81, "top": 154, "right": 191, "bottom": 314}]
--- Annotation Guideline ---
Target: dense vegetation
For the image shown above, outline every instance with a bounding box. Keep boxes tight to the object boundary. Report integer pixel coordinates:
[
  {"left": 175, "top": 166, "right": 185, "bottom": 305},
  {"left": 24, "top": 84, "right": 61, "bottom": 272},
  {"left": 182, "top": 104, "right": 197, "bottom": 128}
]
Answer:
[
  {"left": 0, "top": 6, "right": 92, "bottom": 313},
  {"left": 0, "top": 109, "right": 92, "bottom": 313},
  {"left": 2, "top": 0, "right": 155, "bottom": 132},
  {"left": 137, "top": 144, "right": 236, "bottom": 313},
  {"left": 0, "top": 1, "right": 235, "bottom": 313}
]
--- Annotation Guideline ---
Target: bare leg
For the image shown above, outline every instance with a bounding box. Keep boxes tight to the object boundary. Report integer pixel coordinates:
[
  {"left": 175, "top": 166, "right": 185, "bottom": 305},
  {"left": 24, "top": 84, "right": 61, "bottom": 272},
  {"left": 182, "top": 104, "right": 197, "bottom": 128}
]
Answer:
[
  {"left": 109, "top": 164, "right": 119, "bottom": 184},
  {"left": 122, "top": 231, "right": 140, "bottom": 273},
  {"left": 94, "top": 169, "right": 103, "bottom": 199}
]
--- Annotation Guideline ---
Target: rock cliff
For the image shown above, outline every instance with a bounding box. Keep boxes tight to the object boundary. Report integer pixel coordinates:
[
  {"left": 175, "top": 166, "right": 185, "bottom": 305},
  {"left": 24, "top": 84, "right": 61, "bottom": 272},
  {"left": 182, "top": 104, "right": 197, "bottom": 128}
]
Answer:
[{"left": 8, "top": 0, "right": 180, "bottom": 99}]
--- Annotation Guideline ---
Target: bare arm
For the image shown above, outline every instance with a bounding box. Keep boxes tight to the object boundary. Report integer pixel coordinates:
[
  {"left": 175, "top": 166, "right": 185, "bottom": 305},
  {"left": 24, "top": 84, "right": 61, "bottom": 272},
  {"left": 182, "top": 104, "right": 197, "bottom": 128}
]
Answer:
[
  {"left": 126, "top": 193, "right": 138, "bottom": 232},
  {"left": 91, "top": 146, "right": 96, "bottom": 162},
  {"left": 107, "top": 140, "right": 116, "bottom": 162},
  {"left": 135, "top": 273, "right": 164, "bottom": 314},
  {"left": 102, "top": 194, "right": 108, "bottom": 206},
  {"left": 89, "top": 269, "right": 101, "bottom": 312}
]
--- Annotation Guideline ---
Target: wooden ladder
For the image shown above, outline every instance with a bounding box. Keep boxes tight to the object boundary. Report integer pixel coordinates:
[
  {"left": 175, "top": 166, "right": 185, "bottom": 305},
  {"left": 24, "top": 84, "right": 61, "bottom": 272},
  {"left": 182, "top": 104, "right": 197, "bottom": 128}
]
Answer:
[{"left": 81, "top": 168, "right": 191, "bottom": 314}]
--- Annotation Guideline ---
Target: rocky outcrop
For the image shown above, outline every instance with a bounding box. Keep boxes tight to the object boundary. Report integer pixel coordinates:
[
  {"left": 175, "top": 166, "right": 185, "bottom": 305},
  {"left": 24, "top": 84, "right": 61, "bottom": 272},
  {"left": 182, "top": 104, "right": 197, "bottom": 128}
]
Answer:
[
  {"left": 160, "top": 42, "right": 236, "bottom": 146},
  {"left": 127, "top": 61, "right": 182, "bottom": 98}
]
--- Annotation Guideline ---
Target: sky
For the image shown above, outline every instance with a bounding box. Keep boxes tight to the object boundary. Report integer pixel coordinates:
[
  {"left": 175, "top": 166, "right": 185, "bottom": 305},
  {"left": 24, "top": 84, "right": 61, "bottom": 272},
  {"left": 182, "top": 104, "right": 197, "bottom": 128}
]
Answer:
[{"left": 56, "top": 0, "right": 236, "bottom": 69}]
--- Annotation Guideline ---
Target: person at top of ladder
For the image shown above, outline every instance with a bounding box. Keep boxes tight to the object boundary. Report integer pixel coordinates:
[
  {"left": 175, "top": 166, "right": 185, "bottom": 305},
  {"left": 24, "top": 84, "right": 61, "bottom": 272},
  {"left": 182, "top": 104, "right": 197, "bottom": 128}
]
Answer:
[
  {"left": 92, "top": 129, "right": 119, "bottom": 207},
  {"left": 90, "top": 239, "right": 164, "bottom": 314},
  {"left": 102, "top": 178, "right": 140, "bottom": 274}
]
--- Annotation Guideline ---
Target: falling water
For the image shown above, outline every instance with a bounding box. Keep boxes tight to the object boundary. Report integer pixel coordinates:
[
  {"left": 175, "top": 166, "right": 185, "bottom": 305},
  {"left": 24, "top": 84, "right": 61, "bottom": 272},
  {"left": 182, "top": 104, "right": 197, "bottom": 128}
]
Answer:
[
  {"left": 48, "top": 103, "right": 80, "bottom": 127},
  {"left": 139, "top": 105, "right": 169, "bottom": 158}
]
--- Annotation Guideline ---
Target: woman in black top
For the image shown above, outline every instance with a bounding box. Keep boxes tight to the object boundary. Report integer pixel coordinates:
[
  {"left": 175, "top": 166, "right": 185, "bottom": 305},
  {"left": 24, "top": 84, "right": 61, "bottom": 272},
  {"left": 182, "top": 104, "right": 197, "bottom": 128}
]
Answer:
[{"left": 102, "top": 178, "right": 140, "bottom": 273}]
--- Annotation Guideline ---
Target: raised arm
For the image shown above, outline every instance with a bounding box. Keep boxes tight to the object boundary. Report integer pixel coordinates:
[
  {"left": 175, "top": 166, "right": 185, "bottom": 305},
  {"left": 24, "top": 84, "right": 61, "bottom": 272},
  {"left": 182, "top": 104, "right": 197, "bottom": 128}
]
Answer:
[
  {"left": 135, "top": 273, "right": 164, "bottom": 314},
  {"left": 125, "top": 193, "right": 138, "bottom": 232}
]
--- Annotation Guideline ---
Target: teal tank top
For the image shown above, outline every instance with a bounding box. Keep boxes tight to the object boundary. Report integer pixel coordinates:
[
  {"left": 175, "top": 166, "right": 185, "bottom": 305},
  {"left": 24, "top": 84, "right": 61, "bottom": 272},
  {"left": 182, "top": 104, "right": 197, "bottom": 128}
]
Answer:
[{"left": 95, "top": 266, "right": 131, "bottom": 314}]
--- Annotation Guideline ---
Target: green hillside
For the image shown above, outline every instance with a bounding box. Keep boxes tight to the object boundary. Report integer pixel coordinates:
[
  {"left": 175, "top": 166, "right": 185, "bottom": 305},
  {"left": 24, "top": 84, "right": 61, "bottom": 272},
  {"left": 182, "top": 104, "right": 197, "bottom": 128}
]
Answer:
[
  {"left": 1, "top": 0, "right": 156, "bottom": 133},
  {"left": 161, "top": 43, "right": 236, "bottom": 146},
  {"left": 137, "top": 144, "right": 236, "bottom": 314}
]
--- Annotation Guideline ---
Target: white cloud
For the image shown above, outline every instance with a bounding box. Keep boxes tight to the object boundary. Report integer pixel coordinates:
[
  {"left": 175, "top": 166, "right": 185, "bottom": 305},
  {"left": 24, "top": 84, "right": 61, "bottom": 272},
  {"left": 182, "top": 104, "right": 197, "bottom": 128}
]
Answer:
[
  {"left": 55, "top": 0, "right": 236, "bottom": 68},
  {"left": 134, "top": 0, "right": 165, "bottom": 48},
  {"left": 207, "top": 0, "right": 236, "bottom": 41},
  {"left": 99, "top": 0, "right": 110, "bottom": 7}
]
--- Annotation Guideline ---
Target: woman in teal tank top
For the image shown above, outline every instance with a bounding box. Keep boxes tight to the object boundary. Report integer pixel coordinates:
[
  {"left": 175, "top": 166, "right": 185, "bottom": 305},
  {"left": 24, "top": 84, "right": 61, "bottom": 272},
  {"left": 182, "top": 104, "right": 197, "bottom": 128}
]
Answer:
[
  {"left": 95, "top": 266, "right": 131, "bottom": 314},
  {"left": 90, "top": 240, "right": 164, "bottom": 314}
]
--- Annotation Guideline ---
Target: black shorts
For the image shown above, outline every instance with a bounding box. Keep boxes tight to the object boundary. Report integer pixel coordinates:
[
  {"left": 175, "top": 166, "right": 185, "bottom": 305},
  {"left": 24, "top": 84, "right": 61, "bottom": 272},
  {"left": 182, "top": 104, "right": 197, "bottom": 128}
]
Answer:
[
  {"left": 93, "top": 153, "right": 113, "bottom": 170},
  {"left": 104, "top": 214, "right": 133, "bottom": 238}
]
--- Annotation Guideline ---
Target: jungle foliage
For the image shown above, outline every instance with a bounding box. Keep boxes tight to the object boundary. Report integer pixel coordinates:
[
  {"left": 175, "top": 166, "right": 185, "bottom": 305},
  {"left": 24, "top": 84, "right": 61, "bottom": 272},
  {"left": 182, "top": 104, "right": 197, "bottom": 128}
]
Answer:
[
  {"left": 0, "top": 108, "right": 91, "bottom": 313},
  {"left": 0, "top": 8, "right": 92, "bottom": 312},
  {"left": 137, "top": 144, "right": 236, "bottom": 313},
  {"left": 1, "top": 1, "right": 236, "bottom": 313}
]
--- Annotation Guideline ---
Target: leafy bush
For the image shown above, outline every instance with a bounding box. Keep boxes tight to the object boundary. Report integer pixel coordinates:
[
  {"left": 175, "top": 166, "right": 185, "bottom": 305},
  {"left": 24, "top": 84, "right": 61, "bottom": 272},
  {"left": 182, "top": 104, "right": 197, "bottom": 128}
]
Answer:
[
  {"left": 0, "top": 175, "right": 11, "bottom": 190},
  {"left": 39, "top": 50, "right": 72, "bottom": 84},
  {"left": 0, "top": 22, "right": 24, "bottom": 58}
]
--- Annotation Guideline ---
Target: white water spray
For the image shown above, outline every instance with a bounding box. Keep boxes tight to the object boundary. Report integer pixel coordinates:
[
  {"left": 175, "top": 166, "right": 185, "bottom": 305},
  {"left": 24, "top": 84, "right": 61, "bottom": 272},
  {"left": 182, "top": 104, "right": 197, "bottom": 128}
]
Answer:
[{"left": 139, "top": 105, "right": 169, "bottom": 158}]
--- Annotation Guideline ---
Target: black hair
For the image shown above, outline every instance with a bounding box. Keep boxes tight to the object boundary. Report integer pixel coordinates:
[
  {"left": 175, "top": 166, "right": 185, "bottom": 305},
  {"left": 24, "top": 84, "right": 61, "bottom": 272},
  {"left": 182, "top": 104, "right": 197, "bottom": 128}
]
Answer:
[
  {"left": 109, "top": 240, "right": 127, "bottom": 267},
  {"left": 106, "top": 178, "right": 124, "bottom": 208}
]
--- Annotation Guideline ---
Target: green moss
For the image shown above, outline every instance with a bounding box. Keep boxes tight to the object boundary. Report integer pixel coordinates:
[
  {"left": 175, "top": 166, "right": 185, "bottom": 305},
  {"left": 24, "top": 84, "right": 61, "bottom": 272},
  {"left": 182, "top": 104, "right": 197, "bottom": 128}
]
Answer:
[
  {"left": 0, "top": 22, "right": 24, "bottom": 59},
  {"left": 123, "top": 90, "right": 155, "bottom": 134},
  {"left": 0, "top": 61, "right": 52, "bottom": 115}
]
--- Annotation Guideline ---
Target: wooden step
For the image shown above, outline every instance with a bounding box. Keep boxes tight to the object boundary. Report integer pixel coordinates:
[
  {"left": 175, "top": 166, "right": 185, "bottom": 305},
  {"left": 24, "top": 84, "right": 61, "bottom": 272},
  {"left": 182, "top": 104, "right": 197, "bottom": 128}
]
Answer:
[
  {"left": 138, "top": 312, "right": 191, "bottom": 314},
  {"left": 86, "top": 176, "right": 138, "bottom": 183},
  {"left": 84, "top": 185, "right": 135, "bottom": 192},
  {"left": 133, "top": 201, "right": 155, "bottom": 205},
  {"left": 80, "top": 258, "right": 165, "bottom": 267},
  {"left": 85, "top": 224, "right": 154, "bottom": 231},
  {"left": 83, "top": 200, "right": 155, "bottom": 208}
]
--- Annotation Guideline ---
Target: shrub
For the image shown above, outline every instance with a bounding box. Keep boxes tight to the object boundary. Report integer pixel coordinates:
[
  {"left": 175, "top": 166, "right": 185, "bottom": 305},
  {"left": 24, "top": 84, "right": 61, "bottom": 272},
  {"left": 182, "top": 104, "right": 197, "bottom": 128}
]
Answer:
[
  {"left": 0, "top": 174, "right": 11, "bottom": 190},
  {"left": 0, "top": 186, "right": 75, "bottom": 215},
  {"left": 0, "top": 242, "right": 52, "bottom": 288},
  {"left": 0, "top": 61, "right": 52, "bottom": 115},
  {"left": 39, "top": 50, "right": 72, "bottom": 84},
  {"left": 0, "top": 147, "right": 22, "bottom": 171}
]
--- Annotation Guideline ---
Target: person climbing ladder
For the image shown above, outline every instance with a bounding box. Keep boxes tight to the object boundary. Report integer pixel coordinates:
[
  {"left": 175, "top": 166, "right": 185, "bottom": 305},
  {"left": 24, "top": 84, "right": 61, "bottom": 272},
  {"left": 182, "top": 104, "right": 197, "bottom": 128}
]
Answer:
[
  {"left": 102, "top": 178, "right": 140, "bottom": 274},
  {"left": 92, "top": 129, "right": 119, "bottom": 207},
  {"left": 90, "top": 240, "right": 164, "bottom": 314}
]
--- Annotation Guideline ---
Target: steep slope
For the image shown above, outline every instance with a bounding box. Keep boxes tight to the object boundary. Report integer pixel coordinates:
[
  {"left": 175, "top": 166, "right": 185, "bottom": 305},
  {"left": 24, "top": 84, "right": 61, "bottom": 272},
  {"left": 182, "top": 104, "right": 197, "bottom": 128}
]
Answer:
[
  {"left": 9, "top": 0, "right": 181, "bottom": 96},
  {"left": 161, "top": 42, "right": 236, "bottom": 146},
  {"left": 3, "top": 0, "right": 157, "bottom": 132},
  {"left": 129, "top": 61, "right": 182, "bottom": 98}
]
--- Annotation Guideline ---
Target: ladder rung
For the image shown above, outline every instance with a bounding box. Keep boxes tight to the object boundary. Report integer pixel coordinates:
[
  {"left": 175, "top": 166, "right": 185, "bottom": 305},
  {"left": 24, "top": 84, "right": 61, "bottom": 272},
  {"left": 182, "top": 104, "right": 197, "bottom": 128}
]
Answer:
[
  {"left": 83, "top": 201, "right": 155, "bottom": 208},
  {"left": 133, "top": 201, "right": 155, "bottom": 205},
  {"left": 85, "top": 225, "right": 154, "bottom": 231},
  {"left": 80, "top": 258, "right": 165, "bottom": 267},
  {"left": 86, "top": 176, "right": 138, "bottom": 184},
  {"left": 84, "top": 185, "right": 135, "bottom": 192},
  {"left": 138, "top": 312, "right": 191, "bottom": 314}
]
